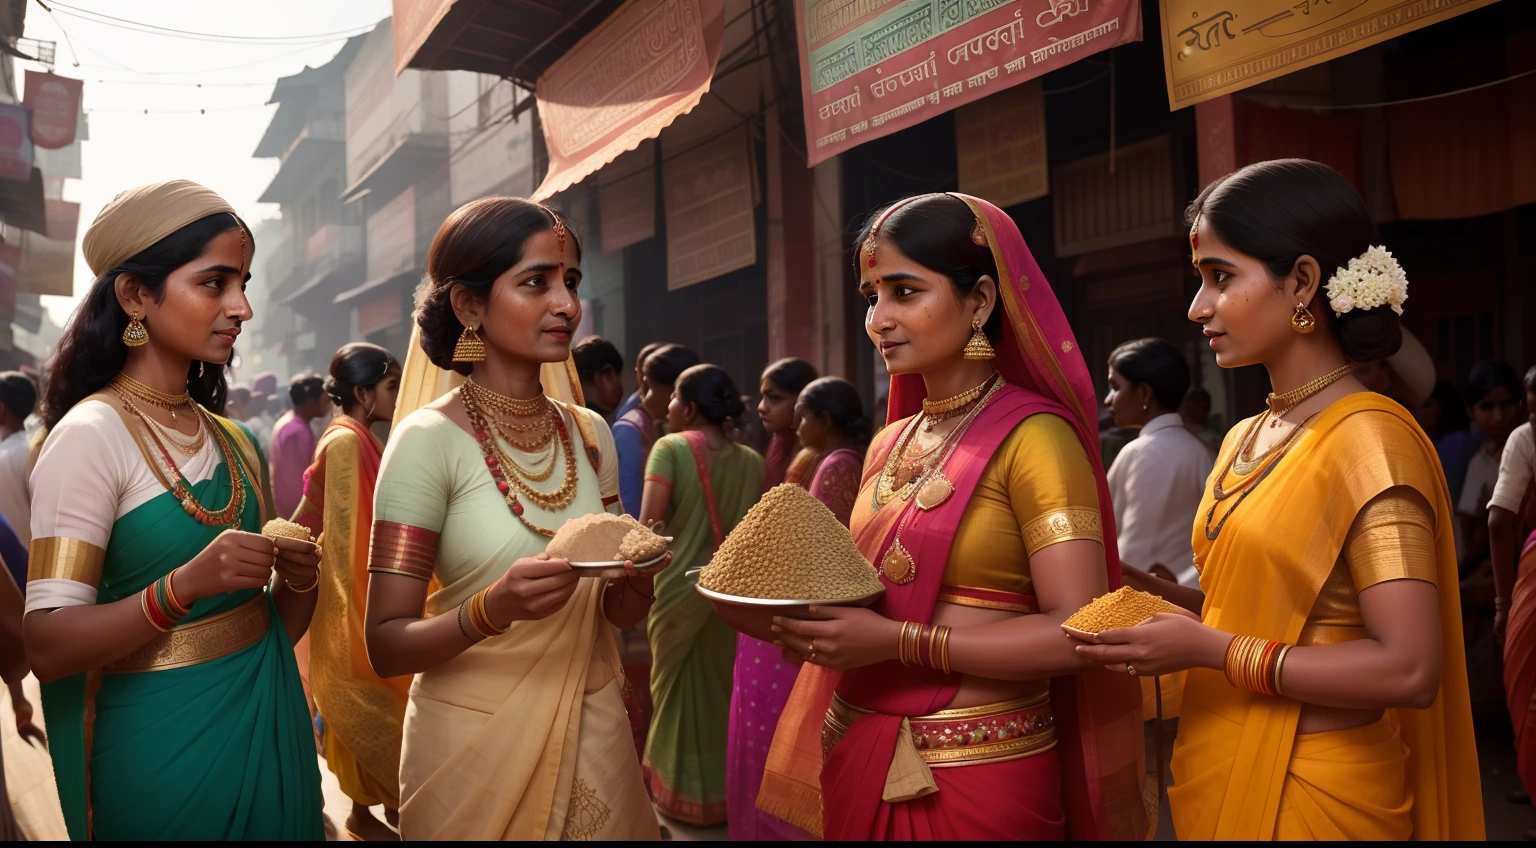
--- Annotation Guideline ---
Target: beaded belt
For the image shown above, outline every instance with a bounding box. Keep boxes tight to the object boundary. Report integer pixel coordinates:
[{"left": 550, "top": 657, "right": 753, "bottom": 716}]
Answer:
[
  {"left": 824, "top": 690, "right": 1056, "bottom": 768},
  {"left": 104, "top": 595, "right": 270, "bottom": 674}
]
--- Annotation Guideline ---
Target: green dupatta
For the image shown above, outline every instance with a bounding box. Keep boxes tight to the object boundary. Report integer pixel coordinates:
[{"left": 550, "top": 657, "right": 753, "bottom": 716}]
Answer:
[{"left": 40, "top": 415, "right": 323, "bottom": 840}]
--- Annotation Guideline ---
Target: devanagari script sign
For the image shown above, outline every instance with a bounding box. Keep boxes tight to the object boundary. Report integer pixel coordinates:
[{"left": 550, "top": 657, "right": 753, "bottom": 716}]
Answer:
[
  {"left": 1160, "top": 0, "right": 1500, "bottom": 110},
  {"left": 795, "top": 0, "right": 1140, "bottom": 166}
]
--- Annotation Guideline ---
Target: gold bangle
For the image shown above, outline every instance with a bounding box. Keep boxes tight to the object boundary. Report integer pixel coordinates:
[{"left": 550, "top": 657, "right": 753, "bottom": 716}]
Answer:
[
  {"left": 284, "top": 575, "right": 319, "bottom": 593},
  {"left": 1272, "top": 644, "right": 1292, "bottom": 697},
  {"left": 935, "top": 625, "right": 952, "bottom": 674},
  {"left": 898, "top": 621, "right": 921, "bottom": 666},
  {"left": 163, "top": 568, "right": 191, "bottom": 617},
  {"left": 468, "top": 588, "right": 508, "bottom": 638}
]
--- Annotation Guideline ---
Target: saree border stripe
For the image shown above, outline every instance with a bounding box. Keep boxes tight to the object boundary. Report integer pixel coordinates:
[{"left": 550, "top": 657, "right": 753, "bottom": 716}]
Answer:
[
  {"left": 27, "top": 536, "right": 105, "bottom": 584},
  {"left": 103, "top": 595, "right": 268, "bottom": 673}
]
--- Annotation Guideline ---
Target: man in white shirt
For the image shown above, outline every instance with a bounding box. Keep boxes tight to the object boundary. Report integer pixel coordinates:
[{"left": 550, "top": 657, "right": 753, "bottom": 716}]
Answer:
[
  {"left": 1489, "top": 366, "right": 1535, "bottom": 642},
  {"left": 0, "top": 372, "right": 36, "bottom": 547},
  {"left": 1104, "top": 340, "right": 1214, "bottom": 589}
]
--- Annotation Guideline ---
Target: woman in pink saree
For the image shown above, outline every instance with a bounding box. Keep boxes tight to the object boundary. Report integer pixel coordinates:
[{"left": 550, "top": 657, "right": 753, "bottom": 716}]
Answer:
[{"left": 756, "top": 193, "right": 1148, "bottom": 840}]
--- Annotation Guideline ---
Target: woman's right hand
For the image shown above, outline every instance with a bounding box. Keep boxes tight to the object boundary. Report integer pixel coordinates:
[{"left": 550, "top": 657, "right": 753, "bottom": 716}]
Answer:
[
  {"left": 173, "top": 531, "right": 280, "bottom": 602},
  {"left": 483, "top": 555, "right": 579, "bottom": 626}
]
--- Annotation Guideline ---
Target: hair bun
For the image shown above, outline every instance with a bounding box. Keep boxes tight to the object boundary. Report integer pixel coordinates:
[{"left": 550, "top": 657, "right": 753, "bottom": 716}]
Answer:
[
  {"left": 1336, "top": 307, "right": 1402, "bottom": 362},
  {"left": 321, "top": 375, "right": 345, "bottom": 406}
]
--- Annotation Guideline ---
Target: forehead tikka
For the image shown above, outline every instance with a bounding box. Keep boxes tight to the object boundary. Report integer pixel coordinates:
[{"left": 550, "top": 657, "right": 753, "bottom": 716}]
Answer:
[
  {"left": 540, "top": 204, "right": 567, "bottom": 257},
  {"left": 862, "top": 195, "right": 928, "bottom": 270}
]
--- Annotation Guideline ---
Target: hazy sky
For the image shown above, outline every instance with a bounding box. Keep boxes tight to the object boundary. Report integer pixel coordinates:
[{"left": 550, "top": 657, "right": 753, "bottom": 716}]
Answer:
[{"left": 20, "top": 0, "right": 392, "bottom": 323}]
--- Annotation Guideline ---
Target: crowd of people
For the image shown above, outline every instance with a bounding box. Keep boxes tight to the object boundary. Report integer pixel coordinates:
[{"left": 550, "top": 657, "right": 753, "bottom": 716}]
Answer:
[{"left": 0, "top": 159, "right": 1522, "bottom": 841}]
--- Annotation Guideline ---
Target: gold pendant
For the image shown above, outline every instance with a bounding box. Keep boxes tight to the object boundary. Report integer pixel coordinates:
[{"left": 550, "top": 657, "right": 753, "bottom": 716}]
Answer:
[
  {"left": 914, "top": 470, "right": 953, "bottom": 511},
  {"left": 881, "top": 538, "right": 915, "bottom": 584}
]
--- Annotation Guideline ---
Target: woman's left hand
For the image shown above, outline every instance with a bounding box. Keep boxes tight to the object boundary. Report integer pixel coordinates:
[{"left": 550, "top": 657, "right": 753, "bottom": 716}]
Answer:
[
  {"left": 1071, "top": 611, "right": 1231, "bottom": 678},
  {"left": 273, "top": 536, "right": 321, "bottom": 592},
  {"left": 772, "top": 604, "right": 901, "bottom": 672}
]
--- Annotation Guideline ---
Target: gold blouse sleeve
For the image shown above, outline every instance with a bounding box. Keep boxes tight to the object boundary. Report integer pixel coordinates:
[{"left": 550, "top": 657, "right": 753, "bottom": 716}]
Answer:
[
  {"left": 1342, "top": 487, "right": 1437, "bottom": 589},
  {"left": 1006, "top": 414, "right": 1103, "bottom": 557}
]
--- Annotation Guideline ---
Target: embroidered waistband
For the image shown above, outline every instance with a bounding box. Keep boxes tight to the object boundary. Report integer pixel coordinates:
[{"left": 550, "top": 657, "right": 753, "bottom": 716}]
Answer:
[
  {"left": 824, "top": 690, "right": 1056, "bottom": 768},
  {"left": 104, "top": 595, "right": 269, "bottom": 674}
]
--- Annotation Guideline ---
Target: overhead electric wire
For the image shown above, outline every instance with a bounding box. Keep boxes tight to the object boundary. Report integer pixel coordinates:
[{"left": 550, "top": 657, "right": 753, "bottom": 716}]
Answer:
[{"left": 38, "top": 1, "right": 376, "bottom": 45}]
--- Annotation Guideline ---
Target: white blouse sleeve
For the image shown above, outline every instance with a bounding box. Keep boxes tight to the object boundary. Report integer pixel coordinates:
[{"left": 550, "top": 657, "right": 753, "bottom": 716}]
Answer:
[{"left": 26, "top": 402, "right": 130, "bottom": 612}]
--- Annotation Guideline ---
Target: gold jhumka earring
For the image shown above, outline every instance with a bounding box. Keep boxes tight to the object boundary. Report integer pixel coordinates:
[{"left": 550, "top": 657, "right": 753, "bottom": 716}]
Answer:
[
  {"left": 123, "top": 312, "right": 149, "bottom": 347},
  {"left": 454, "top": 326, "right": 487, "bottom": 363},
  {"left": 1291, "top": 301, "right": 1316, "bottom": 334},
  {"left": 963, "top": 317, "right": 996, "bottom": 360}
]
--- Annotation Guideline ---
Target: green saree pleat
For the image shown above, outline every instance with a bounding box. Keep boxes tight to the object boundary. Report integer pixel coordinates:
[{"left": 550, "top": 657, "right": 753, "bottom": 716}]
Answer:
[
  {"left": 40, "top": 419, "right": 323, "bottom": 840},
  {"left": 643, "top": 436, "right": 762, "bottom": 826}
]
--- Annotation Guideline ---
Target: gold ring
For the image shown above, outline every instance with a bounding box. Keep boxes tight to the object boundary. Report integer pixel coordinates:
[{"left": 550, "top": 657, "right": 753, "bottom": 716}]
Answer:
[
  {"left": 807, "top": 638, "right": 818, "bottom": 662},
  {"left": 1126, "top": 662, "right": 1138, "bottom": 676}
]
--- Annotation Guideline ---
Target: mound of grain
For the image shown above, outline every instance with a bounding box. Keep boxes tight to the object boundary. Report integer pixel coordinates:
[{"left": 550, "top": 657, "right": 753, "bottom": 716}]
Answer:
[
  {"left": 618, "top": 526, "right": 667, "bottom": 562},
  {"left": 548, "top": 513, "right": 666, "bottom": 562},
  {"left": 262, "top": 518, "right": 313, "bottom": 543},
  {"left": 1062, "top": 587, "right": 1180, "bottom": 633},
  {"left": 698, "top": 483, "right": 882, "bottom": 601}
]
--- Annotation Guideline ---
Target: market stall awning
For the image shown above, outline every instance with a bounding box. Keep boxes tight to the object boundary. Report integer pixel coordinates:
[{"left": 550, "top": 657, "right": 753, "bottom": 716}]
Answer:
[
  {"left": 333, "top": 269, "right": 417, "bottom": 305},
  {"left": 391, "top": 0, "right": 627, "bottom": 85},
  {"left": 531, "top": 0, "right": 725, "bottom": 200}
]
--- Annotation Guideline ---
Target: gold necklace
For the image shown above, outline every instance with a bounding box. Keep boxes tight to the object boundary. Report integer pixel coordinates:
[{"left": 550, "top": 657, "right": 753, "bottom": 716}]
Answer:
[
  {"left": 873, "top": 377, "right": 1003, "bottom": 508},
  {"left": 460, "top": 386, "right": 579, "bottom": 537},
  {"left": 920, "top": 373, "right": 999, "bottom": 431},
  {"left": 113, "top": 374, "right": 192, "bottom": 423},
  {"left": 463, "top": 378, "right": 551, "bottom": 418},
  {"left": 1265, "top": 364, "right": 1354, "bottom": 426},
  {"left": 143, "top": 412, "right": 207, "bottom": 457},
  {"left": 114, "top": 391, "right": 247, "bottom": 526},
  {"left": 1204, "top": 410, "right": 1319, "bottom": 540}
]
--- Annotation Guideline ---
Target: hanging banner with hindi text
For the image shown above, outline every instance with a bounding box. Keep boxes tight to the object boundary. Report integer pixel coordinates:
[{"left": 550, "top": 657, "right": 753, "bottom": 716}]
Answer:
[
  {"left": 795, "top": 0, "right": 1140, "bottom": 167},
  {"left": 1160, "top": 0, "right": 1501, "bottom": 110}
]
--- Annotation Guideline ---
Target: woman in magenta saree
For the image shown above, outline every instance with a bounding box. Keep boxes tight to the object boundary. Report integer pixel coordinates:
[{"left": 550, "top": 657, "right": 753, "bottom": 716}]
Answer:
[{"left": 757, "top": 193, "right": 1148, "bottom": 840}]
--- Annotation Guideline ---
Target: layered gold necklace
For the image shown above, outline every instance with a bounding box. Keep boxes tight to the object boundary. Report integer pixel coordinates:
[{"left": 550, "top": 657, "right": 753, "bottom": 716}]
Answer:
[
  {"left": 114, "top": 373, "right": 192, "bottom": 423},
  {"left": 873, "top": 374, "right": 1002, "bottom": 509},
  {"left": 919, "top": 373, "right": 995, "bottom": 431},
  {"left": 460, "top": 379, "right": 579, "bottom": 538},
  {"left": 110, "top": 376, "right": 246, "bottom": 527}
]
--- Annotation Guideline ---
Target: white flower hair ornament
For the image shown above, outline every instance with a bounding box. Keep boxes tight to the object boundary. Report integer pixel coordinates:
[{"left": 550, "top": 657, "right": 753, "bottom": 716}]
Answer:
[{"left": 1324, "top": 246, "right": 1408, "bottom": 317}]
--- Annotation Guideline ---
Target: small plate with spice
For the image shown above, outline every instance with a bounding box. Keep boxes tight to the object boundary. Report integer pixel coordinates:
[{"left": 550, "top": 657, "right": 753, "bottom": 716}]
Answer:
[{"left": 1059, "top": 587, "right": 1184, "bottom": 644}]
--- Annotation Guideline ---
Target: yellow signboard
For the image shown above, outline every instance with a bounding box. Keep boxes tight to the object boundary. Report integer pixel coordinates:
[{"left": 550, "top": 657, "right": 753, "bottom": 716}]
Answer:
[{"left": 1160, "top": 0, "right": 1501, "bottom": 110}]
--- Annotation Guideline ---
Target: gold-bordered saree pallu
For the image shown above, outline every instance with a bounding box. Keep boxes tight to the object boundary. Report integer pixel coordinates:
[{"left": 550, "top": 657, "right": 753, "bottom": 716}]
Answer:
[
  {"left": 1171, "top": 393, "right": 1484, "bottom": 840},
  {"left": 36, "top": 417, "right": 323, "bottom": 840}
]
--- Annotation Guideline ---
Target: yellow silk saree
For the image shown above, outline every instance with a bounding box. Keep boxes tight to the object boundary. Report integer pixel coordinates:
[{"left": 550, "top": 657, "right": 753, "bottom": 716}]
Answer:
[{"left": 1171, "top": 393, "right": 1483, "bottom": 840}]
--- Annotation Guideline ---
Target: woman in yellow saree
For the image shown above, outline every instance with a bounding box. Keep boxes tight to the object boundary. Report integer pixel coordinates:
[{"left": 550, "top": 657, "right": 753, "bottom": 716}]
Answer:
[
  {"left": 1076, "top": 159, "right": 1483, "bottom": 839},
  {"left": 363, "top": 197, "right": 661, "bottom": 840},
  {"left": 292, "top": 342, "right": 404, "bottom": 840}
]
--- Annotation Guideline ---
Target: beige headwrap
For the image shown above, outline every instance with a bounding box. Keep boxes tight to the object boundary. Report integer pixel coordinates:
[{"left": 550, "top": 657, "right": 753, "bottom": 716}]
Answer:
[{"left": 81, "top": 179, "right": 238, "bottom": 276}]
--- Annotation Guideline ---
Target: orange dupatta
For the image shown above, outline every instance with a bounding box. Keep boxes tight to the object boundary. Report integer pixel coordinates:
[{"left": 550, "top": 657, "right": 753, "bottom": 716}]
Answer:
[{"left": 1170, "top": 393, "right": 1483, "bottom": 839}]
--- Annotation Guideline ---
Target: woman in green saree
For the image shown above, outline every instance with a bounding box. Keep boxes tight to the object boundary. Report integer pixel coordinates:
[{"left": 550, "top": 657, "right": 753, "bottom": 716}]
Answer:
[
  {"left": 23, "top": 181, "right": 324, "bottom": 840},
  {"left": 639, "top": 364, "right": 764, "bottom": 826}
]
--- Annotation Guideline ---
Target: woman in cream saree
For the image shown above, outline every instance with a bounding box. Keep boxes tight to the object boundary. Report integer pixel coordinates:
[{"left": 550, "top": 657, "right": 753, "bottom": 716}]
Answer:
[{"left": 364, "top": 197, "right": 659, "bottom": 841}]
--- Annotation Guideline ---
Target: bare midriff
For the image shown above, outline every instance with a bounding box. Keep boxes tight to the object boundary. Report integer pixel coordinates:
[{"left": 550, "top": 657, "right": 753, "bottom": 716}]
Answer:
[{"left": 931, "top": 600, "right": 1049, "bottom": 710}]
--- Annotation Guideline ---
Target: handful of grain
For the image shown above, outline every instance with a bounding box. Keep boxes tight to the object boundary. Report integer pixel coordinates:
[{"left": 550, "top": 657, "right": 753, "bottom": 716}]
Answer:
[
  {"left": 547, "top": 513, "right": 667, "bottom": 562},
  {"left": 262, "top": 518, "right": 314, "bottom": 543},
  {"left": 1061, "top": 587, "right": 1180, "bottom": 638},
  {"left": 698, "top": 484, "right": 882, "bottom": 602}
]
